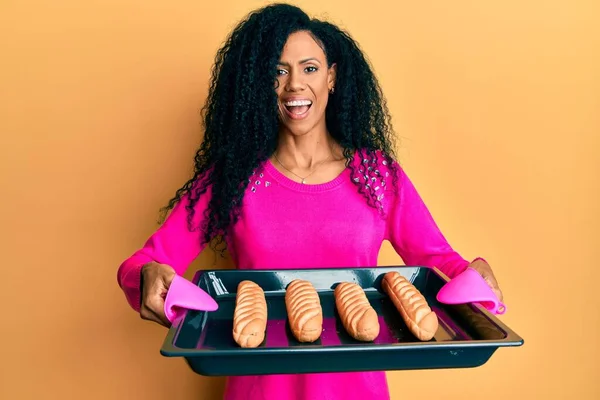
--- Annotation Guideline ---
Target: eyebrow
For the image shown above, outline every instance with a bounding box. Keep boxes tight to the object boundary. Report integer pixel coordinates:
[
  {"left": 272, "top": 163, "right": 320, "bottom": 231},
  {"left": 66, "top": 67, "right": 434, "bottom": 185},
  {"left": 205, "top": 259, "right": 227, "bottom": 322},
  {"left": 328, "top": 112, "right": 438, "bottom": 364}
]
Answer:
[{"left": 277, "top": 58, "right": 322, "bottom": 67}]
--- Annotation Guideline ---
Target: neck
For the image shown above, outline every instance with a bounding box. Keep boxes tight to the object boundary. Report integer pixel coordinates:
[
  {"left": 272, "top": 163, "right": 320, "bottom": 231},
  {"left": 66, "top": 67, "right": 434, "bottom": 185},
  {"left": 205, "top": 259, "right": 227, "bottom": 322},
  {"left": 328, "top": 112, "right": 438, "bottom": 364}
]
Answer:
[{"left": 275, "top": 124, "right": 336, "bottom": 169}]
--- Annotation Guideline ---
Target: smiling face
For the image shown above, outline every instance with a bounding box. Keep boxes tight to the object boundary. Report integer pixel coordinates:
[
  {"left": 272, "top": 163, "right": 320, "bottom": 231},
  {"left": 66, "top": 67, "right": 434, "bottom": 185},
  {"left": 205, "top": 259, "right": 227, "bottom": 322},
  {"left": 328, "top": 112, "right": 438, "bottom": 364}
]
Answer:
[{"left": 275, "top": 30, "right": 336, "bottom": 137}]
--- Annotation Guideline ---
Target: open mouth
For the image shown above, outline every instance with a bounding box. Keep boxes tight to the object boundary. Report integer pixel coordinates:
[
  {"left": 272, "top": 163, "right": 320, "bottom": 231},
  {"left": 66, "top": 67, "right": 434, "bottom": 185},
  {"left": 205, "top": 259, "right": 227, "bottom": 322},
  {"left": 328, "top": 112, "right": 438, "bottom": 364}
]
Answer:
[{"left": 283, "top": 99, "right": 312, "bottom": 120}]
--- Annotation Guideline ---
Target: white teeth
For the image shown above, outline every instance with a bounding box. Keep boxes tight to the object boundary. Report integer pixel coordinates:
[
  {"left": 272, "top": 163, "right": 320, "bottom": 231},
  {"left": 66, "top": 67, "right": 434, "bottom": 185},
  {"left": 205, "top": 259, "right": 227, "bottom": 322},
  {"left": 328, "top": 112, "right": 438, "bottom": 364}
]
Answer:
[{"left": 284, "top": 100, "right": 312, "bottom": 106}]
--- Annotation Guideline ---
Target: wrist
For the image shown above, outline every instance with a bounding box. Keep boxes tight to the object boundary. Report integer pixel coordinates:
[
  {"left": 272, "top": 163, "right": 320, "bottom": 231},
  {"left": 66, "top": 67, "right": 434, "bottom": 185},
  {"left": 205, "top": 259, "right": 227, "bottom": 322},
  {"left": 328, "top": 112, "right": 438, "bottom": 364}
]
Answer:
[{"left": 139, "top": 262, "right": 156, "bottom": 308}]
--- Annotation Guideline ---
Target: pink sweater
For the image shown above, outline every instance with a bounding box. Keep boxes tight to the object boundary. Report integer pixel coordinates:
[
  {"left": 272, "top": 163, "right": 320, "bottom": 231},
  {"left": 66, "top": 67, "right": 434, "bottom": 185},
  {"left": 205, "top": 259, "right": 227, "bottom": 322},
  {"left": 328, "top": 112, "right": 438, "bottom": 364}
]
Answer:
[{"left": 117, "top": 150, "right": 472, "bottom": 400}]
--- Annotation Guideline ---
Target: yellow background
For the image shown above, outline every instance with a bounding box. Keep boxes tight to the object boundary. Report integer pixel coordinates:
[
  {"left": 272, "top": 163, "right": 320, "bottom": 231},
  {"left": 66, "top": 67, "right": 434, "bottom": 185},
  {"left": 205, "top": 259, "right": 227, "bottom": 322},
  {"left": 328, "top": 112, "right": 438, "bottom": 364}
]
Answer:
[{"left": 1, "top": 0, "right": 598, "bottom": 398}]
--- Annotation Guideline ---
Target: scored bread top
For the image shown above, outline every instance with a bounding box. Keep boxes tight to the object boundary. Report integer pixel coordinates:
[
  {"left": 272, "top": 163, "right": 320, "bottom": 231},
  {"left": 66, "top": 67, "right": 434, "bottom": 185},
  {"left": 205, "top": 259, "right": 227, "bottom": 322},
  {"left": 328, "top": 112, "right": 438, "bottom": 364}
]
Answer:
[
  {"left": 285, "top": 279, "right": 322, "bottom": 337},
  {"left": 233, "top": 280, "right": 267, "bottom": 337}
]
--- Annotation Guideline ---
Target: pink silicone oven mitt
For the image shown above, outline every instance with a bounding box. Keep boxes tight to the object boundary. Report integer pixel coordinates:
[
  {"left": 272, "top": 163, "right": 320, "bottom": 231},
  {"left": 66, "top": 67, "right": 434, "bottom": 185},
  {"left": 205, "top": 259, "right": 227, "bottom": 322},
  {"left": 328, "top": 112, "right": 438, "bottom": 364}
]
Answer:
[
  {"left": 164, "top": 275, "right": 219, "bottom": 323},
  {"left": 436, "top": 267, "right": 506, "bottom": 315}
]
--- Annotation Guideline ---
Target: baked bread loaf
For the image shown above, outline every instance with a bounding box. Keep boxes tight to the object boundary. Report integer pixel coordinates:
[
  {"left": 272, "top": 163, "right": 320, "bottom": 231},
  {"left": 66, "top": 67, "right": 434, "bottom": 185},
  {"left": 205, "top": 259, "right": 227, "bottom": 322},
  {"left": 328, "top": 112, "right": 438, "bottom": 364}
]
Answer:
[
  {"left": 285, "top": 279, "right": 323, "bottom": 342},
  {"left": 381, "top": 271, "right": 438, "bottom": 341},
  {"left": 334, "top": 282, "right": 380, "bottom": 341},
  {"left": 232, "top": 280, "right": 267, "bottom": 348}
]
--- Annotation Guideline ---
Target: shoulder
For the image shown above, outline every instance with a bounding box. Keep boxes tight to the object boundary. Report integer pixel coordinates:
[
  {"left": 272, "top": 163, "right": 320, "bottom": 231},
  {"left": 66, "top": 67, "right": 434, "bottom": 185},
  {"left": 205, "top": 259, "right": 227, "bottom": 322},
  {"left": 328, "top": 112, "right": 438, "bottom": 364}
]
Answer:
[
  {"left": 352, "top": 148, "right": 399, "bottom": 167},
  {"left": 345, "top": 148, "right": 407, "bottom": 212},
  {"left": 350, "top": 147, "right": 406, "bottom": 185}
]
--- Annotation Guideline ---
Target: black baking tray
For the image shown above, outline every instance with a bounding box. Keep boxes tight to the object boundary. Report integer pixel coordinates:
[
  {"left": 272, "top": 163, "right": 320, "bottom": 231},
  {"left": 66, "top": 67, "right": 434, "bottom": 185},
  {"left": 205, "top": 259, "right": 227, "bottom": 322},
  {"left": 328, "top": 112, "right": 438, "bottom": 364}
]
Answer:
[{"left": 160, "top": 266, "right": 524, "bottom": 376}]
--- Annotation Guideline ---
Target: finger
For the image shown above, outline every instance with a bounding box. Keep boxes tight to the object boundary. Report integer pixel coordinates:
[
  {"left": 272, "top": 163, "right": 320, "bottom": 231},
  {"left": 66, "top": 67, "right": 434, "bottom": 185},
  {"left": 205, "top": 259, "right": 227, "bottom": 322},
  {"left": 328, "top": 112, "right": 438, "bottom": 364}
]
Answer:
[
  {"left": 141, "top": 302, "right": 170, "bottom": 327},
  {"left": 149, "top": 307, "right": 171, "bottom": 327},
  {"left": 145, "top": 289, "right": 171, "bottom": 327},
  {"left": 483, "top": 276, "right": 496, "bottom": 289},
  {"left": 471, "top": 263, "right": 504, "bottom": 302},
  {"left": 154, "top": 277, "right": 176, "bottom": 325},
  {"left": 140, "top": 304, "right": 163, "bottom": 325},
  {"left": 153, "top": 303, "right": 171, "bottom": 327},
  {"left": 163, "top": 270, "right": 176, "bottom": 287},
  {"left": 486, "top": 279, "right": 503, "bottom": 300},
  {"left": 493, "top": 288, "right": 504, "bottom": 303},
  {"left": 481, "top": 275, "right": 504, "bottom": 302}
]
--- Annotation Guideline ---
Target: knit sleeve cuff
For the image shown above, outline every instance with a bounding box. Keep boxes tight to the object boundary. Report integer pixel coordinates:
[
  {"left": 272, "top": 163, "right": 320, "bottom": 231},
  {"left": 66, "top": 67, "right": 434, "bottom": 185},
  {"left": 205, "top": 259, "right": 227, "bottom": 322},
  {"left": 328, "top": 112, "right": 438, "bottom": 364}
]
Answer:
[{"left": 118, "top": 262, "right": 145, "bottom": 313}]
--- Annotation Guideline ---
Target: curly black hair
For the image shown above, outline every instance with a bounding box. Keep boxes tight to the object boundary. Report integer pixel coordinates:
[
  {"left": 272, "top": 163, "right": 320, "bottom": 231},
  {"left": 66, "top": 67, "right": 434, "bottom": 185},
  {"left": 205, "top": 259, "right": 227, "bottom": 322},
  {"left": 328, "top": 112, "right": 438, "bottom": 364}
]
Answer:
[{"left": 159, "top": 3, "right": 399, "bottom": 253}]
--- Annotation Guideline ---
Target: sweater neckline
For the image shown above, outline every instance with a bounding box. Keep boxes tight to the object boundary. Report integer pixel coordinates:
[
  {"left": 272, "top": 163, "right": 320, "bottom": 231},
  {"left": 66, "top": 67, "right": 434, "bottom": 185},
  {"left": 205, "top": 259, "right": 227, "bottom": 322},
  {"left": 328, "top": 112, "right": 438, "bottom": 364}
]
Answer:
[{"left": 263, "top": 158, "right": 351, "bottom": 193}]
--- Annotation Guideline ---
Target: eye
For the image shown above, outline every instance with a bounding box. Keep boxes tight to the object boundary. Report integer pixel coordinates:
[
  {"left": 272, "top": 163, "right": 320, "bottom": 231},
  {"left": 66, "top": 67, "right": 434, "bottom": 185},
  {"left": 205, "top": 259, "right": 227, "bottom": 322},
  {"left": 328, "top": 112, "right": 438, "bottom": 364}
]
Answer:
[
  {"left": 276, "top": 69, "right": 288, "bottom": 76},
  {"left": 305, "top": 66, "right": 318, "bottom": 73}
]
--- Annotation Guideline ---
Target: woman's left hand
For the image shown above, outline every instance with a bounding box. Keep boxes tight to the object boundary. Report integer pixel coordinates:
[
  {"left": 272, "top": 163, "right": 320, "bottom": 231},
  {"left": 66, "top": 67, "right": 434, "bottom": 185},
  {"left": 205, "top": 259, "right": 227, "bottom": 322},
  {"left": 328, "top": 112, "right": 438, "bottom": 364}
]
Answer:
[{"left": 469, "top": 258, "right": 504, "bottom": 302}]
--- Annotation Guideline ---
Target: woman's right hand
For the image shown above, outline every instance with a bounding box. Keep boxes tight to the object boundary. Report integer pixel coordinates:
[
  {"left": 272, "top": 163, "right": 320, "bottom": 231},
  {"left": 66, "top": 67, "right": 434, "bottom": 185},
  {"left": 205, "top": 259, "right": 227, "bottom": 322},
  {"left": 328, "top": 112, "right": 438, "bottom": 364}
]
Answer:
[{"left": 140, "top": 261, "right": 176, "bottom": 327}]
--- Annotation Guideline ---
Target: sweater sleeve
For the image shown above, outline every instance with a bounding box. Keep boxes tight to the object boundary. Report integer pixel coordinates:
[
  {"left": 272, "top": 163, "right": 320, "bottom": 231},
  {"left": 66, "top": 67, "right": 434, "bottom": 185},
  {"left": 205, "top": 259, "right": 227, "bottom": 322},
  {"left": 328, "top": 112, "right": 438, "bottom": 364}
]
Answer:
[
  {"left": 116, "top": 187, "right": 211, "bottom": 312},
  {"left": 384, "top": 165, "right": 470, "bottom": 279}
]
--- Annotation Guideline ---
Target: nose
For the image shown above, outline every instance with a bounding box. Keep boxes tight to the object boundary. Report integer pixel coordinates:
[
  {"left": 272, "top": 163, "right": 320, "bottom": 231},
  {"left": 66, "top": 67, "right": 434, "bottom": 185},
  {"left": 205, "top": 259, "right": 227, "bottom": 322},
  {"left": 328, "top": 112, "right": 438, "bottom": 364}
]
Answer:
[{"left": 285, "top": 69, "right": 305, "bottom": 92}]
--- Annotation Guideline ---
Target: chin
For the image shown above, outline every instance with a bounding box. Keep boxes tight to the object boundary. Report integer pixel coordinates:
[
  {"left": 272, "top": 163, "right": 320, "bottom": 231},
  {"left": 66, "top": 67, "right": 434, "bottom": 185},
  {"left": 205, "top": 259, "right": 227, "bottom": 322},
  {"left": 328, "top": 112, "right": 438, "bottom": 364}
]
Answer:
[{"left": 280, "top": 121, "right": 315, "bottom": 136}]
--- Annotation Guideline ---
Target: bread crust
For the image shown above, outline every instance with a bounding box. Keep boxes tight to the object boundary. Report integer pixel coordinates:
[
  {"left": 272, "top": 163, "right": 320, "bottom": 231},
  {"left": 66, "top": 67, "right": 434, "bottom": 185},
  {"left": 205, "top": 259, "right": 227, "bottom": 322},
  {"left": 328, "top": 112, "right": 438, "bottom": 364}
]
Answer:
[
  {"left": 232, "top": 280, "right": 267, "bottom": 348},
  {"left": 381, "top": 271, "right": 438, "bottom": 341},
  {"left": 334, "top": 282, "right": 380, "bottom": 341},
  {"left": 285, "top": 279, "right": 323, "bottom": 342}
]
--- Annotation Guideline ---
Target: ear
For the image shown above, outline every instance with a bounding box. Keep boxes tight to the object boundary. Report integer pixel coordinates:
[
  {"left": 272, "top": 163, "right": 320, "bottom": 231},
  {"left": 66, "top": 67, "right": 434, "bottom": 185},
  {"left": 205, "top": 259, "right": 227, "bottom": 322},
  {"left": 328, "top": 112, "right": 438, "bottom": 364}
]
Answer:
[{"left": 328, "top": 63, "right": 337, "bottom": 91}]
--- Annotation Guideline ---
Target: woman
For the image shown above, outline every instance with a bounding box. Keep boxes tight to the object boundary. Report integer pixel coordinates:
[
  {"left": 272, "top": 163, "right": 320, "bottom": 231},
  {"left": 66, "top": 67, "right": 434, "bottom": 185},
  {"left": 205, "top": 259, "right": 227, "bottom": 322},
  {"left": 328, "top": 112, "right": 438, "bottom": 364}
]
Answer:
[{"left": 117, "top": 3, "right": 503, "bottom": 399}]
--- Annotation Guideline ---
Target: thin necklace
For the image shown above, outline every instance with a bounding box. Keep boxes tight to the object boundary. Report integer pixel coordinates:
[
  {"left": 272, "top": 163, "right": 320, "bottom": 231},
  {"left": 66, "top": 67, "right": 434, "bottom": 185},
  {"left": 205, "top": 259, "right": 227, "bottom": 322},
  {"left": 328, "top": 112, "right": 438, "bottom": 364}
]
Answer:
[{"left": 273, "top": 151, "right": 332, "bottom": 184}]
